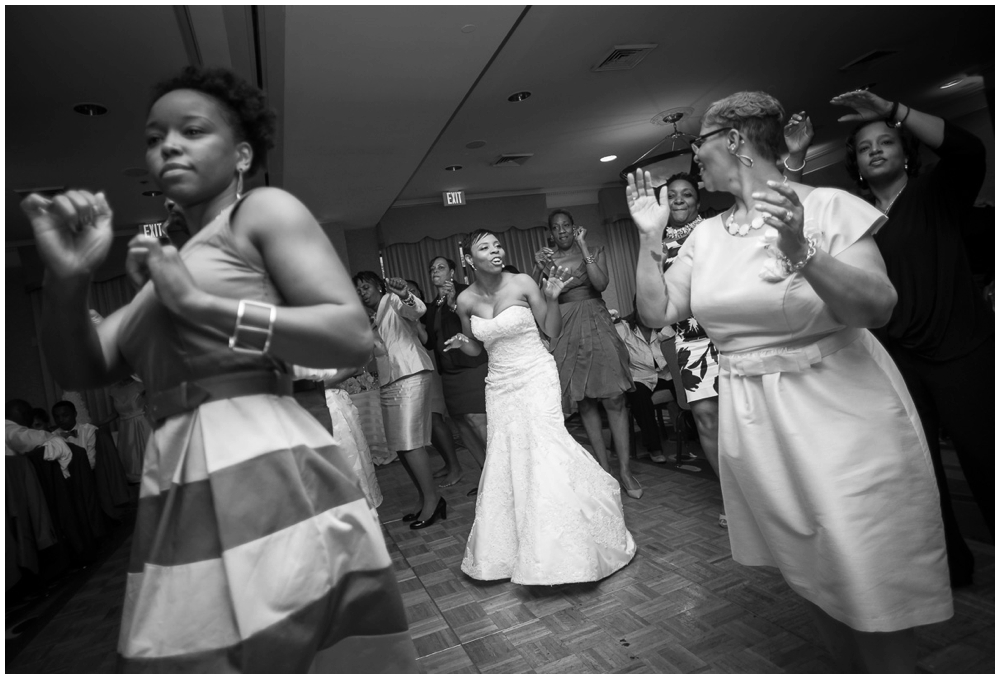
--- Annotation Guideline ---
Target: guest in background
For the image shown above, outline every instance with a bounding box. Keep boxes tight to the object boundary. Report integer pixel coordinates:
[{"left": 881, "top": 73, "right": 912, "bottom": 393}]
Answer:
[
  {"left": 105, "top": 375, "right": 152, "bottom": 483},
  {"left": 422, "top": 257, "right": 488, "bottom": 488},
  {"left": 30, "top": 408, "right": 52, "bottom": 431},
  {"left": 405, "top": 278, "right": 464, "bottom": 488},
  {"left": 835, "top": 88, "right": 993, "bottom": 587},
  {"left": 354, "top": 271, "right": 444, "bottom": 529},
  {"left": 52, "top": 401, "right": 97, "bottom": 469},
  {"left": 659, "top": 173, "right": 721, "bottom": 476},
  {"left": 533, "top": 210, "right": 640, "bottom": 498},
  {"left": 630, "top": 90, "right": 951, "bottom": 672},
  {"left": 6, "top": 400, "right": 73, "bottom": 476},
  {"left": 614, "top": 306, "right": 671, "bottom": 463},
  {"left": 22, "top": 65, "right": 417, "bottom": 672}
]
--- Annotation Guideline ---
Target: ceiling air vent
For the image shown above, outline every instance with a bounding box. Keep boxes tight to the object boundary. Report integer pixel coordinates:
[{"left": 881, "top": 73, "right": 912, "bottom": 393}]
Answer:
[
  {"left": 491, "top": 153, "right": 533, "bottom": 167},
  {"left": 592, "top": 44, "right": 657, "bottom": 72},
  {"left": 840, "top": 49, "right": 899, "bottom": 72}
]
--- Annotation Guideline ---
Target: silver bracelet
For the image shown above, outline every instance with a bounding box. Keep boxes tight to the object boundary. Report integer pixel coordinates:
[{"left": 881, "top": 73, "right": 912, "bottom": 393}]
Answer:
[
  {"left": 780, "top": 236, "right": 818, "bottom": 275},
  {"left": 783, "top": 156, "right": 806, "bottom": 173},
  {"left": 229, "top": 299, "right": 277, "bottom": 354},
  {"left": 583, "top": 254, "right": 597, "bottom": 264}
]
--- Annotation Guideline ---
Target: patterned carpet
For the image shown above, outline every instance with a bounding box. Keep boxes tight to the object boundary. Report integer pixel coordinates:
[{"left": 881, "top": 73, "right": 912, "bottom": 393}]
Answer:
[{"left": 5, "top": 423, "right": 994, "bottom": 673}]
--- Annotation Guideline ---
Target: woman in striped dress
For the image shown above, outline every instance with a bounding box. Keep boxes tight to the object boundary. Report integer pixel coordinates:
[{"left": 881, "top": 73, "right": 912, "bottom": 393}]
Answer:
[{"left": 20, "top": 66, "right": 418, "bottom": 672}]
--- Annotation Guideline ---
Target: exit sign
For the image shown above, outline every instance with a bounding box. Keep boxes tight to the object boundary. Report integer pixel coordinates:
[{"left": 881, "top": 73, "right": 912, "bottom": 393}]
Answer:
[{"left": 442, "top": 191, "right": 466, "bottom": 206}]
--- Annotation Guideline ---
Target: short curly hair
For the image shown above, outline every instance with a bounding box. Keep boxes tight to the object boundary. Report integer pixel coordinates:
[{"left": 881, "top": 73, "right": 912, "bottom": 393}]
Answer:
[
  {"left": 703, "top": 91, "right": 786, "bottom": 162},
  {"left": 150, "top": 66, "right": 276, "bottom": 176},
  {"left": 844, "top": 122, "right": 922, "bottom": 191}
]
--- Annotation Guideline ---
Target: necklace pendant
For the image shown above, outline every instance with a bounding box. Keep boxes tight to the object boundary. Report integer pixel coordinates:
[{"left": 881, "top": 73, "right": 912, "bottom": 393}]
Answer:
[{"left": 738, "top": 223, "right": 751, "bottom": 236}]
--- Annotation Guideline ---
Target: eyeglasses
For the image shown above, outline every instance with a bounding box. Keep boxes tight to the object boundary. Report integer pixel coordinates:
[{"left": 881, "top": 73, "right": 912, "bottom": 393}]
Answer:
[{"left": 689, "top": 127, "right": 733, "bottom": 152}]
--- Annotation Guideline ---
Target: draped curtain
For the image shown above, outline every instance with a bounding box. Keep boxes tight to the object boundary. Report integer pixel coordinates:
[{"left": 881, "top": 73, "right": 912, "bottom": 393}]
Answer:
[
  {"left": 383, "top": 226, "right": 549, "bottom": 300},
  {"left": 603, "top": 218, "right": 640, "bottom": 318},
  {"left": 29, "top": 275, "right": 137, "bottom": 424}
]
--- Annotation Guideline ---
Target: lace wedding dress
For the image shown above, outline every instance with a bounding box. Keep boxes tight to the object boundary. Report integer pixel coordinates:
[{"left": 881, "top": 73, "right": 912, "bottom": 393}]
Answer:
[{"left": 461, "top": 306, "right": 636, "bottom": 585}]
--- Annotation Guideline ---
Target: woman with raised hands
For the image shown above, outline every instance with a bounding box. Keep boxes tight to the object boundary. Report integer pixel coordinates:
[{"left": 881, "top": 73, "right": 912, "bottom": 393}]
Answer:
[
  {"left": 629, "top": 90, "right": 950, "bottom": 672},
  {"left": 21, "top": 66, "right": 417, "bottom": 673}
]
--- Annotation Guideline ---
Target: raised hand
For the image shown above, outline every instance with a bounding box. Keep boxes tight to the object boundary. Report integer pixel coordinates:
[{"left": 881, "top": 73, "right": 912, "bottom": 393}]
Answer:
[
  {"left": 385, "top": 277, "right": 409, "bottom": 297},
  {"left": 21, "top": 190, "right": 114, "bottom": 281},
  {"left": 442, "top": 280, "right": 457, "bottom": 306},
  {"left": 573, "top": 225, "right": 588, "bottom": 249},
  {"left": 784, "top": 111, "right": 814, "bottom": 156},
  {"left": 534, "top": 246, "right": 555, "bottom": 268},
  {"left": 127, "top": 234, "right": 204, "bottom": 315},
  {"left": 830, "top": 89, "right": 893, "bottom": 123},
  {"left": 443, "top": 333, "right": 470, "bottom": 352},
  {"left": 752, "top": 180, "right": 808, "bottom": 260},
  {"left": 626, "top": 171, "right": 671, "bottom": 237},
  {"left": 543, "top": 264, "right": 574, "bottom": 301}
]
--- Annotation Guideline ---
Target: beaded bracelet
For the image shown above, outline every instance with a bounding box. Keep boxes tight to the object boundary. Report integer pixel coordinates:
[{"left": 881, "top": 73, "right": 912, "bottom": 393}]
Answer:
[
  {"left": 583, "top": 254, "right": 597, "bottom": 264},
  {"left": 229, "top": 299, "right": 277, "bottom": 354},
  {"left": 885, "top": 101, "right": 902, "bottom": 128}
]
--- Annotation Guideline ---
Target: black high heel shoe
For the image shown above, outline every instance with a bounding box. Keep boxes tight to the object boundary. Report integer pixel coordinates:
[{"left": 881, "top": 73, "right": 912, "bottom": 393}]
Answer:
[
  {"left": 402, "top": 512, "right": 418, "bottom": 522},
  {"left": 409, "top": 497, "right": 447, "bottom": 530}
]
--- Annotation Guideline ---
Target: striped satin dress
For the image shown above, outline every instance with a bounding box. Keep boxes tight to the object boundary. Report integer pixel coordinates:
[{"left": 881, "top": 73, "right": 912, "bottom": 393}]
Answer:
[{"left": 114, "top": 201, "right": 418, "bottom": 672}]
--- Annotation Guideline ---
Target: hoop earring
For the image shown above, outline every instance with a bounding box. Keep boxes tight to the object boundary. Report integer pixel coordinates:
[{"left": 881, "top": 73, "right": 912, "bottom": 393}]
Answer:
[
  {"left": 236, "top": 168, "right": 245, "bottom": 198},
  {"left": 735, "top": 153, "right": 754, "bottom": 168}
]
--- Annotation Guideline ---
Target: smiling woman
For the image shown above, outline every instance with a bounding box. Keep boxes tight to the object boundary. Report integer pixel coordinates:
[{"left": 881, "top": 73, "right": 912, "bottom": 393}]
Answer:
[{"left": 20, "top": 66, "right": 417, "bottom": 673}]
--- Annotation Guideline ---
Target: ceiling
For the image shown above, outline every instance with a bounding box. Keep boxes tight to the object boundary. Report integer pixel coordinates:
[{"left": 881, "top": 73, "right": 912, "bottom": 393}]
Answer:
[{"left": 6, "top": 5, "right": 993, "bottom": 245}]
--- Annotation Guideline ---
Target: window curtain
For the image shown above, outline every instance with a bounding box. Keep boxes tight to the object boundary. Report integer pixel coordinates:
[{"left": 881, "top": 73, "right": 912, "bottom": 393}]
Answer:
[
  {"left": 603, "top": 218, "right": 640, "bottom": 318},
  {"left": 29, "top": 275, "right": 137, "bottom": 424},
  {"left": 382, "top": 226, "right": 549, "bottom": 301}
]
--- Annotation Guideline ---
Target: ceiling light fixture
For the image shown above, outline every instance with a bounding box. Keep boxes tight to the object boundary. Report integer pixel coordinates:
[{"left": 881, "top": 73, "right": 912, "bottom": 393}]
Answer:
[
  {"left": 600, "top": 155, "right": 617, "bottom": 163},
  {"left": 940, "top": 78, "right": 964, "bottom": 89},
  {"left": 445, "top": 165, "right": 463, "bottom": 171},
  {"left": 507, "top": 91, "right": 531, "bottom": 102},
  {"left": 142, "top": 190, "right": 163, "bottom": 197},
  {"left": 465, "top": 140, "right": 487, "bottom": 149},
  {"left": 73, "top": 103, "right": 108, "bottom": 116},
  {"left": 619, "top": 110, "right": 696, "bottom": 184}
]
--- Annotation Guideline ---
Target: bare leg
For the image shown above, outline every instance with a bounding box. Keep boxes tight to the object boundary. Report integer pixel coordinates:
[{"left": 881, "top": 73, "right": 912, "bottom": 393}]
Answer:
[
  {"left": 454, "top": 413, "right": 487, "bottom": 468},
  {"left": 396, "top": 452, "right": 422, "bottom": 517},
  {"left": 399, "top": 446, "right": 441, "bottom": 521},
  {"left": 603, "top": 394, "right": 638, "bottom": 491},
  {"left": 690, "top": 397, "right": 720, "bottom": 475},
  {"left": 806, "top": 601, "right": 862, "bottom": 673},
  {"left": 578, "top": 398, "right": 609, "bottom": 472},
  {"left": 430, "top": 413, "right": 462, "bottom": 486}
]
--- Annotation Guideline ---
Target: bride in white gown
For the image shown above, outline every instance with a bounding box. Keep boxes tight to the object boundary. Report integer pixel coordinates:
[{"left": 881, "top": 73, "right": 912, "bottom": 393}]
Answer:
[{"left": 444, "top": 230, "right": 636, "bottom": 585}]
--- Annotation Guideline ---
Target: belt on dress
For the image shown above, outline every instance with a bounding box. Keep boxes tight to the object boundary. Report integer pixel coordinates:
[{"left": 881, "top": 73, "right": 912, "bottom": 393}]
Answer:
[
  {"left": 719, "top": 327, "right": 861, "bottom": 377},
  {"left": 147, "top": 370, "right": 293, "bottom": 426},
  {"left": 292, "top": 378, "right": 322, "bottom": 393}
]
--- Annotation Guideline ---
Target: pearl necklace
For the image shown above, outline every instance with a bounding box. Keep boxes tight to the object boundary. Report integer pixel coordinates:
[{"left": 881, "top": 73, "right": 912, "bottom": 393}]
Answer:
[
  {"left": 663, "top": 216, "right": 703, "bottom": 242},
  {"left": 725, "top": 208, "right": 765, "bottom": 237}
]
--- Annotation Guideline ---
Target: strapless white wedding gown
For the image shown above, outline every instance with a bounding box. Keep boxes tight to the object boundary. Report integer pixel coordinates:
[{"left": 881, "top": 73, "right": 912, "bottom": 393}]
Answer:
[{"left": 461, "top": 305, "right": 636, "bottom": 585}]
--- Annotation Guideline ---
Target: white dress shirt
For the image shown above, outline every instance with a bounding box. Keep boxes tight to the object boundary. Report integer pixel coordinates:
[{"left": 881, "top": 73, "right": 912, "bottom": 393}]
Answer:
[
  {"left": 5, "top": 420, "right": 73, "bottom": 477},
  {"left": 56, "top": 422, "right": 98, "bottom": 470},
  {"left": 615, "top": 322, "right": 673, "bottom": 390}
]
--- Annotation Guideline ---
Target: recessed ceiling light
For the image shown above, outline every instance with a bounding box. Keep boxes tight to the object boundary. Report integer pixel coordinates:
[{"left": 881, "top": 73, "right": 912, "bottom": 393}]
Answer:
[
  {"left": 940, "top": 78, "right": 964, "bottom": 89},
  {"left": 73, "top": 103, "right": 108, "bottom": 116},
  {"left": 445, "top": 165, "right": 463, "bottom": 171},
  {"left": 466, "top": 140, "right": 487, "bottom": 149},
  {"left": 600, "top": 155, "right": 618, "bottom": 163},
  {"left": 142, "top": 190, "right": 163, "bottom": 197},
  {"left": 507, "top": 91, "right": 531, "bottom": 103}
]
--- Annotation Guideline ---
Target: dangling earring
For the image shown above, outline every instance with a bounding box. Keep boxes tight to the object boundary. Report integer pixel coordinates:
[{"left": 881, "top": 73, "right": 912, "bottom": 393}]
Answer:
[
  {"left": 728, "top": 143, "right": 754, "bottom": 168},
  {"left": 904, "top": 160, "right": 909, "bottom": 172},
  {"left": 236, "top": 167, "right": 245, "bottom": 198}
]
